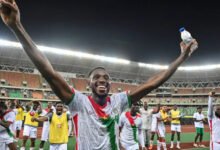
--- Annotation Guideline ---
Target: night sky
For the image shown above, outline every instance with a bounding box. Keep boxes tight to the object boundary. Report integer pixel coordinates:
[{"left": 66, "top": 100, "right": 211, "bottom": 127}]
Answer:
[{"left": 0, "top": 0, "right": 220, "bottom": 65}]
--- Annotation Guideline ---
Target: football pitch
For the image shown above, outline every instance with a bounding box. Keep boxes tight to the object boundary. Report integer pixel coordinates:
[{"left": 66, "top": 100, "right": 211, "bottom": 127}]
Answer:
[{"left": 17, "top": 132, "right": 210, "bottom": 150}]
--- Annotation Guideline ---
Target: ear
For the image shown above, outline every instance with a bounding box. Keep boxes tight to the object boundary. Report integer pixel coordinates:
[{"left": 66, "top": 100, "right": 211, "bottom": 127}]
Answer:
[{"left": 87, "top": 79, "right": 91, "bottom": 87}]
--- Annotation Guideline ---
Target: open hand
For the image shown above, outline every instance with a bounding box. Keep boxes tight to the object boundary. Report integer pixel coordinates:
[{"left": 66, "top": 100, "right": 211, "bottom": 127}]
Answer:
[{"left": 0, "top": 0, "right": 20, "bottom": 27}]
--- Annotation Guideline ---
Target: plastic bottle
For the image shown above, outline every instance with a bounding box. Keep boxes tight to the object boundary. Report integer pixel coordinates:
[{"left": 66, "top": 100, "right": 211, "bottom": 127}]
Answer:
[{"left": 179, "top": 27, "right": 197, "bottom": 55}]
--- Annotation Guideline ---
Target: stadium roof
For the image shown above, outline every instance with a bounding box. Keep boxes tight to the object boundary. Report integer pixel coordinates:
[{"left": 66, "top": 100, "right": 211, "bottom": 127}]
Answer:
[{"left": 1, "top": 39, "right": 220, "bottom": 82}]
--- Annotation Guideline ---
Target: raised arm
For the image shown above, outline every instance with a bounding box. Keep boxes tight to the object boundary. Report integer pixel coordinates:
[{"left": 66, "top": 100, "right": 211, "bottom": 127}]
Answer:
[
  {"left": 0, "top": 0, "right": 72, "bottom": 104},
  {"left": 208, "top": 92, "right": 215, "bottom": 119},
  {"left": 129, "top": 41, "right": 198, "bottom": 103},
  {"left": 31, "top": 116, "right": 48, "bottom": 123}
]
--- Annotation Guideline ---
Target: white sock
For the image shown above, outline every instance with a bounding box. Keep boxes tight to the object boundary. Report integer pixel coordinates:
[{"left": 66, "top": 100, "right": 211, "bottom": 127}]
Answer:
[
  {"left": 30, "top": 147, "right": 34, "bottom": 150},
  {"left": 171, "top": 141, "right": 174, "bottom": 146},
  {"left": 162, "top": 142, "right": 167, "bottom": 150},
  {"left": 150, "top": 140, "right": 153, "bottom": 146},
  {"left": 157, "top": 141, "right": 161, "bottom": 150},
  {"left": 20, "top": 147, "right": 25, "bottom": 150},
  {"left": 177, "top": 141, "right": 180, "bottom": 146}
]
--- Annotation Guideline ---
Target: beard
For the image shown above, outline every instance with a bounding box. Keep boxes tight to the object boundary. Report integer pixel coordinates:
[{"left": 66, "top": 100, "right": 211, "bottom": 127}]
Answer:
[{"left": 215, "top": 112, "right": 220, "bottom": 118}]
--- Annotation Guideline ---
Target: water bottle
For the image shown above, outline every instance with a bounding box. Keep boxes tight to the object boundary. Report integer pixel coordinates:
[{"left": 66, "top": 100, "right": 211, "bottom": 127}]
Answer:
[{"left": 179, "top": 27, "right": 197, "bottom": 55}]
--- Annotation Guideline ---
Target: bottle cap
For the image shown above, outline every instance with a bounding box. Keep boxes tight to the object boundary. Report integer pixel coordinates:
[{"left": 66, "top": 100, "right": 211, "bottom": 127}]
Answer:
[{"left": 179, "top": 27, "right": 185, "bottom": 32}]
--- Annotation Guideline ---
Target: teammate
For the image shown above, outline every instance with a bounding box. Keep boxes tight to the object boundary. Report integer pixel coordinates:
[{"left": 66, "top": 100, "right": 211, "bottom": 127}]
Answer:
[
  {"left": 193, "top": 106, "right": 206, "bottom": 148},
  {"left": 140, "top": 101, "right": 152, "bottom": 149},
  {"left": 208, "top": 91, "right": 220, "bottom": 150},
  {"left": 13, "top": 100, "right": 24, "bottom": 139},
  {"left": 0, "top": 0, "right": 198, "bottom": 149},
  {"left": 0, "top": 101, "right": 17, "bottom": 150},
  {"left": 32, "top": 102, "right": 71, "bottom": 150},
  {"left": 157, "top": 106, "right": 170, "bottom": 150},
  {"left": 169, "top": 104, "right": 182, "bottom": 149},
  {"left": 148, "top": 104, "right": 161, "bottom": 150},
  {"left": 39, "top": 102, "right": 55, "bottom": 150},
  {"left": 21, "top": 101, "right": 42, "bottom": 150},
  {"left": 119, "top": 104, "right": 145, "bottom": 150}
]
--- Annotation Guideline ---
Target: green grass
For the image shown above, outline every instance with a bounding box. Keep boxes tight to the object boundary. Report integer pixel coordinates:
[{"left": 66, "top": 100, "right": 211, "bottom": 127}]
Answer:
[{"left": 17, "top": 132, "right": 210, "bottom": 150}]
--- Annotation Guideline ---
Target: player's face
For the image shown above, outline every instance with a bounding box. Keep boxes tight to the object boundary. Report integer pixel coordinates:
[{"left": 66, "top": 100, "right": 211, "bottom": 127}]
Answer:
[
  {"left": 173, "top": 105, "right": 177, "bottom": 110},
  {"left": 56, "top": 104, "right": 63, "bottom": 115},
  {"left": 131, "top": 105, "right": 139, "bottom": 115},
  {"left": 90, "top": 69, "right": 110, "bottom": 97},
  {"left": 33, "top": 103, "right": 38, "bottom": 110},
  {"left": 198, "top": 108, "right": 202, "bottom": 113},
  {"left": 163, "top": 106, "right": 167, "bottom": 112},
  {"left": 143, "top": 102, "right": 148, "bottom": 110},
  {"left": 48, "top": 102, "right": 52, "bottom": 109},
  {"left": 216, "top": 105, "right": 220, "bottom": 116}
]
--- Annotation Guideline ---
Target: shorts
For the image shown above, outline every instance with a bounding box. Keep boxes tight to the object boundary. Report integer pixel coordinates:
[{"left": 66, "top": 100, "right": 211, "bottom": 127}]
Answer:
[
  {"left": 157, "top": 125, "right": 166, "bottom": 138},
  {"left": 196, "top": 127, "right": 204, "bottom": 135},
  {"left": 0, "top": 142, "right": 7, "bottom": 150},
  {"left": 23, "top": 125, "right": 37, "bottom": 138},
  {"left": 171, "top": 124, "right": 181, "bottom": 132},
  {"left": 120, "top": 141, "right": 139, "bottom": 150},
  {"left": 41, "top": 124, "right": 49, "bottom": 141},
  {"left": 15, "top": 120, "right": 23, "bottom": 131},
  {"left": 151, "top": 124, "right": 157, "bottom": 132},
  {"left": 50, "top": 143, "right": 67, "bottom": 150}
]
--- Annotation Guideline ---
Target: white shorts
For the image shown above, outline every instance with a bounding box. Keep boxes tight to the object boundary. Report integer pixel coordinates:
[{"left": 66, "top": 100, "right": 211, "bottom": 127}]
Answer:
[
  {"left": 0, "top": 131, "right": 14, "bottom": 145},
  {"left": 121, "top": 141, "right": 139, "bottom": 150},
  {"left": 171, "top": 124, "right": 181, "bottom": 132},
  {"left": 151, "top": 124, "right": 157, "bottom": 132},
  {"left": 23, "top": 125, "right": 37, "bottom": 138},
  {"left": 0, "top": 142, "right": 7, "bottom": 150},
  {"left": 157, "top": 125, "right": 165, "bottom": 138},
  {"left": 41, "top": 124, "right": 49, "bottom": 141},
  {"left": 15, "top": 120, "right": 23, "bottom": 131},
  {"left": 50, "top": 143, "right": 67, "bottom": 150}
]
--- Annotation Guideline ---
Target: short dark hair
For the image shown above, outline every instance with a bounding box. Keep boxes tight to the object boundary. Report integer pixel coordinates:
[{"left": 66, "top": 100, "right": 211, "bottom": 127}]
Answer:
[
  {"left": 197, "top": 106, "right": 202, "bottom": 110},
  {"left": 0, "top": 102, "right": 7, "bottom": 110},
  {"left": 87, "top": 67, "right": 106, "bottom": 77},
  {"left": 55, "top": 101, "right": 64, "bottom": 106}
]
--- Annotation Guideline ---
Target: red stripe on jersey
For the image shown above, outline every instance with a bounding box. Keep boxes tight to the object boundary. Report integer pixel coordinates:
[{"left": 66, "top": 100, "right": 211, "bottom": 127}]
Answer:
[
  {"left": 73, "top": 114, "right": 78, "bottom": 150},
  {"left": 125, "top": 111, "right": 138, "bottom": 126},
  {"left": 88, "top": 96, "right": 110, "bottom": 118}
]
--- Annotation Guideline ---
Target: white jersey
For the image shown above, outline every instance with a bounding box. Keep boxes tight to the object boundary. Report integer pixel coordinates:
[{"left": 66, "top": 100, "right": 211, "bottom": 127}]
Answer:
[
  {"left": 140, "top": 108, "right": 152, "bottom": 130},
  {"left": 151, "top": 112, "right": 160, "bottom": 126},
  {"left": 40, "top": 109, "right": 50, "bottom": 128},
  {"left": 119, "top": 112, "right": 143, "bottom": 147},
  {"left": 68, "top": 90, "right": 129, "bottom": 150},
  {"left": 208, "top": 96, "right": 220, "bottom": 145},
  {"left": 193, "top": 112, "right": 205, "bottom": 128},
  {"left": 0, "top": 110, "right": 16, "bottom": 142}
]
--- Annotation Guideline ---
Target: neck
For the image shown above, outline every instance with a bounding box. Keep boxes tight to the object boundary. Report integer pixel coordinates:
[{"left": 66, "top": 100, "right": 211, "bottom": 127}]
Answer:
[
  {"left": 130, "top": 111, "right": 136, "bottom": 116},
  {"left": 215, "top": 112, "right": 220, "bottom": 118},
  {"left": 92, "top": 93, "right": 107, "bottom": 106}
]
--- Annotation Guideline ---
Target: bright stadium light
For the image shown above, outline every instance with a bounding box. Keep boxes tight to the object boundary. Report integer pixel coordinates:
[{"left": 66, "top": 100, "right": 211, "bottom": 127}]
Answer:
[
  {"left": 138, "top": 62, "right": 220, "bottom": 71},
  {"left": 0, "top": 39, "right": 130, "bottom": 65}
]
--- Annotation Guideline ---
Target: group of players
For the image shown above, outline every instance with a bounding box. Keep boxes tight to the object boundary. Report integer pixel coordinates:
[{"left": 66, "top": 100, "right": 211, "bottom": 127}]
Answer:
[
  {"left": 0, "top": 92, "right": 220, "bottom": 150},
  {"left": 0, "top": 0, "right": 219, "bottom": 149}
]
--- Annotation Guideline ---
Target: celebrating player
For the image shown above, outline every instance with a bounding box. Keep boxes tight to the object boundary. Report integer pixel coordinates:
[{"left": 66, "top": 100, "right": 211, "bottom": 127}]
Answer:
[
  {"left": 21, "top": 101, "right": 42, "bottom": 150},
  {"left": 208, "top": 91, "right": 220, "bottom": 150},
  {"left": 0, "top": 101, "right": 17, "bottom": 150},
  {"left": 32, "top": 102, "right": 71, "bottom": 150},
  {"left": 170, "top": 104, "right": 182, "bottom": 149},
  {"left": 0, "top": 0, "right": 198, "bottom": 149}
]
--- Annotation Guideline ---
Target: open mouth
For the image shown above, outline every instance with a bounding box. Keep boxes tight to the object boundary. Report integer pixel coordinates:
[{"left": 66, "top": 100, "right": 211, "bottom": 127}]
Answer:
[{"left": 97, "top": 85, "right": 107, "bottom": 92}]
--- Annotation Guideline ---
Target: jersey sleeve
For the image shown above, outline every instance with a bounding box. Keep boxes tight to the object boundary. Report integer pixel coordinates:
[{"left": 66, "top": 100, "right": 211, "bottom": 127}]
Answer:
[
  {"left": 46, "top": 112, "right": 53, "bottom": 122},
  {"left": 193, "top": 113, "right": 197, "bottom": 119},
  {"left": 119, "top": 112, "right": 125, "bottom": 127},
  {"left": 111, "top": 91, "right": 131, "bottom": 115},
  {"left": 208, "top": 96, "right": 214, "bottom": 119},
  {"left": 5, "top": 112, "right": 16, "bottom": 123},
  {"left": 67, "top": 88, "right": 87, "bottom": 115}
]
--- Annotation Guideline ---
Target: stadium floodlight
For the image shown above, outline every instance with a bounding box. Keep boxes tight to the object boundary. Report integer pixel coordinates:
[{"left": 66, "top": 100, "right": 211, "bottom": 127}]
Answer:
[
  {"left": 138, "top": 62, "right": 220, "bottom": 71},
  {"left": 0, "top": 39, "right": 130, "bottom": 65}
]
